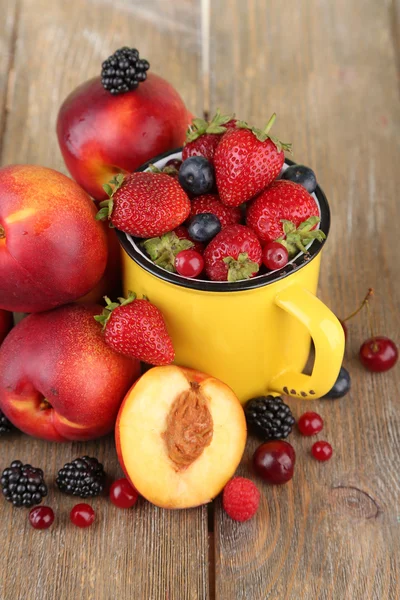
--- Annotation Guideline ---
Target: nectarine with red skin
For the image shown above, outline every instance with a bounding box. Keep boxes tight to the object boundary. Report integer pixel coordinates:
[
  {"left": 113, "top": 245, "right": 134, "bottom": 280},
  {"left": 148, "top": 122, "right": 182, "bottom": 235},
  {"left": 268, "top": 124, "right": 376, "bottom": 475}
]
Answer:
[
  {"left": 0, "top": 304, "right": 140, "bottom": 442},
  {"left": 0, "top": 310, "right": 13, "bottom": 345},
  {"left": 57, "top": 73, "right": 191, "bottom": 200},
  {"left": 0, "top": 165, "right": 108, "bottom": 313}
]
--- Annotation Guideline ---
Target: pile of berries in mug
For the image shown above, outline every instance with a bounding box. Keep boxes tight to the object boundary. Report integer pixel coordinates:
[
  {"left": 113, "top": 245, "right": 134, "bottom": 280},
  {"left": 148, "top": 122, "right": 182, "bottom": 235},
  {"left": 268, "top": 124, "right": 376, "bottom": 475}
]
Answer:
[{"left": 97, "top": 111, "right": 326, "bottom": 281}]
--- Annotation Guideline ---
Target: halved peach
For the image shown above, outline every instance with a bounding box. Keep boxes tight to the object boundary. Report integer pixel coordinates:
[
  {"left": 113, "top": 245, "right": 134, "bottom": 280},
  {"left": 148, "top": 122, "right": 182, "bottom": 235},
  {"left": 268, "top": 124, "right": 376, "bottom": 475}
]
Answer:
[{"left": 116, "top": 365, "right": 247, "bottom": 509}]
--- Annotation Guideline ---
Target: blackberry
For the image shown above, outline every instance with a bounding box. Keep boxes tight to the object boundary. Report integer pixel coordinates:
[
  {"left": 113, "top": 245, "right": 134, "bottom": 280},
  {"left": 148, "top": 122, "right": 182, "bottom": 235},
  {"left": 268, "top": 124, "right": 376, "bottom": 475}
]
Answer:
[
  {"left": 101, "top": 47, "right": 150, "bottom": 95},
  {"left": 0, "top": 410, "right": 13, "bottom": 436},
  {"left": 245, "top": 396, "right": 295, "bottom": 441},
  {"left": 56, "top": 456, "right": 105, "bottom": 498},
  {"left": 1, "top": 461, "right": 47, "bottom": 508}
]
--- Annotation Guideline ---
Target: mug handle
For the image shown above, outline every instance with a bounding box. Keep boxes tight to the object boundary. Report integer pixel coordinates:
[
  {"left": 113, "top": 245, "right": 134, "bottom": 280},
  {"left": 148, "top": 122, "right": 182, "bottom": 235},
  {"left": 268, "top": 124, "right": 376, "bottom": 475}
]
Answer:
[{"left": 269, "top": 284, "right": 345, "bottom": 399}]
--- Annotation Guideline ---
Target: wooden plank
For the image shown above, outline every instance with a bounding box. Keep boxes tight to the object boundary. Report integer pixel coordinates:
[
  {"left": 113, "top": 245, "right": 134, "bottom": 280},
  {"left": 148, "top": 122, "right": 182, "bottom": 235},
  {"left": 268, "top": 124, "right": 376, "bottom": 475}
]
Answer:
[
  {"left": 0, "top": 0, "right": 18, "bottom": 159},
  {"left": 0, "top": 2, "right": 209, "bottom": 600},
  {"left": 210, "top": 1, "right": 400, "bottom": 598}
]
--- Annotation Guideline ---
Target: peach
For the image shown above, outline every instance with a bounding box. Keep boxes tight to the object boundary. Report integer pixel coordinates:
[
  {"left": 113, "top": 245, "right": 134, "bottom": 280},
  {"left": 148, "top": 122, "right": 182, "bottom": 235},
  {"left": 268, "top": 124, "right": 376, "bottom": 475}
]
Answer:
[
  {"left": 116, "top": 365, "right": 247, "bottom": 509},
  {"left": 0, "top": 310, "right": 13, "bottom": 345},
  {"left": 0, "top": 304, "right": 141, "bottom": 442},
  {"left": 0, "top": 165, "right": 108, "bottom": 313},
  {"left": 57, "top": 73, "right": 191, "bottom": 201}
]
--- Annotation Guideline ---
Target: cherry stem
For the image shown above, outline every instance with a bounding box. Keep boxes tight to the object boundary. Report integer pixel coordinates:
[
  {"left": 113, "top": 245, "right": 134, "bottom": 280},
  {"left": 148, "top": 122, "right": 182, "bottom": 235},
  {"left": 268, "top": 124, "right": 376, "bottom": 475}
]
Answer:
[
  {"left": 365, "top": 301, "right": 377, "bottom": 344},
  {"left": 262, "top": 113, "right": 277, "bottom": 136},
  {"left": 342, "top": 288, "right": 374, "bottom": 323}
]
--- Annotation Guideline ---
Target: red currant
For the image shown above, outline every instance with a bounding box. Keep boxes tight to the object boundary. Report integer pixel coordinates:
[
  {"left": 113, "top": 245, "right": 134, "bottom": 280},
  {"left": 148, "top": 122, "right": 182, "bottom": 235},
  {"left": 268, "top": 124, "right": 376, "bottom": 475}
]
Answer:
[
  {"left": 297, "top": 412, "right": 323, "bottom": 436},
  {"left": 253, "top": 440, "right": 296, "bottom": 484},
  {"left": 29, "top": 506, "right": 54, "bottom": 530},
  {"left": 175, "top": 249, "right": 204, "bottom": 278},
  {"left": 262, "top": 242, "right": 289, "bottom": 271},
  {"left": 165, "top": 158, "right": 182, "bottom": 170},
  {"left": 70, "top": 504, "right": 95, "bottom": 528},
  {"left": 110, "top": 478, "right": 139, "bottom": 509},
  {"left": 311, "top": 441, "right": 333, "bottom": 461},
  {"left": 359, "top": 336, "right": 398, "bottom": 372}
]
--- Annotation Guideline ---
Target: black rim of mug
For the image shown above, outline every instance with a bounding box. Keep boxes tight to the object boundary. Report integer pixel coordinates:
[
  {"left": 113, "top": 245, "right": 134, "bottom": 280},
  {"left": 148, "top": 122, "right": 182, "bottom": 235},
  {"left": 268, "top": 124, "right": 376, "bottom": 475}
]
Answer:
[{"left": 116, "top": 149, "right": 331, "bottom": 293}]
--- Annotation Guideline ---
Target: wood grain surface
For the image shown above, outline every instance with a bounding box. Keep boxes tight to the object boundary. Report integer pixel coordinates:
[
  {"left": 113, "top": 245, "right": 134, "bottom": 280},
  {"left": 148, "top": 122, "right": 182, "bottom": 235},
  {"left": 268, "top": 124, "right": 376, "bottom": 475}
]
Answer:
[{"left": 0, "top": 0, "right": 399, "bottom": 599}]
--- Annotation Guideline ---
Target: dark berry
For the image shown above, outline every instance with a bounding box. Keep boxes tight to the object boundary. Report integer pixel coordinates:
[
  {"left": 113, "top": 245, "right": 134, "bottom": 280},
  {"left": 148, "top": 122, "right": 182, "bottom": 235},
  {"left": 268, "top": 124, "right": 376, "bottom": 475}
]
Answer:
[
  {"left": 110, "top": 478, "right": 139, "bottom": 509},
  {"left": 311, "top": 441, "right": 333, "bottom": 461},
  {"left": 245, "top": 395, "right": 295, "bottom": 441},
  {"left": 187, "top": 213, "right": 221, "bottom": 243},
  {"left": 70, "top": 504, "right": 95, "bottom": 528},
  {"left": 282, "top": 165, "right": 317, "bottom": 193},
  {"left": 253, "top": 440, "right": 296, "bottom": 484},
  {"left": 101, "top": 47, "right": 150, "bottom": 95},
  {"left": 1, "top": 461, "right": 47, "bottom": 508},
  {"left": 165, "top": 158, "right": 182, "bottom": 170},
  {"left": 178, "top": 157, "right": 215, "bottom": 195},
  {"left": 359, "top": 336, "right": 398, "bottom": 372},
  {"left": 29, "top": 506, "right": 55, "bottom": 530},
  {"left": 297, "top": 412, "right": 324, "bottom": 436},
  {"left": 322, "top": 367, "right": 351, "bottom": 399},
  {"left": 56, "top": 456, "right": 105, "bottom": 499},
  {"left": 262, "top": 242, "right": 289, "bottom": 271},
  {"left": 0, "top": 410, "right": 14, "bottom": 436},
  {"left": 175, "top": 249, "right": 204, "bottom": 278}
]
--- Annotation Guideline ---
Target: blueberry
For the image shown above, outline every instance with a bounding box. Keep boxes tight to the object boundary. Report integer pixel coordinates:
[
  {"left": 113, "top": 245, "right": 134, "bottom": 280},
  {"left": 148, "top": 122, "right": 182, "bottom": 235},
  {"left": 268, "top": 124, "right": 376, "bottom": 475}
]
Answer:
[
  {"left": 322, "top": 367, "right": 351, "bottom": 399},
  {"left": 282, "top": 165, "right": 317, "bottom": 194},
  {"left": 187, "top": 213, "right": 221, "bottom": 243},
  {"left": 178, "top": 157, "right": 214, "bottom": 195}
]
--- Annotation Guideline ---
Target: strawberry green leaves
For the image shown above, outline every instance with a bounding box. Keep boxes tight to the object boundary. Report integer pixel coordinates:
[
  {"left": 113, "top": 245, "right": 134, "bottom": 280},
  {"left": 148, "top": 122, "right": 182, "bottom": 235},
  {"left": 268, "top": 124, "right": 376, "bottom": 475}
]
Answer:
[
  {"left": 223, "top": 252, "right": 260, "bottom": 283},
  {"left": 185, "top": 109, "right": 235, "bottom": 143},
  {"left": 96, "top": 173, "right": 125, "bottom": 223},
  {"left": 94, "top": 291, "right": 136, "bottom": 329},
  {"left": 142, "top": 232, "right": 194, "bottom": 272},
  {"left": 236, "top": 113, "right": 292, "bottom": 153},
  {"left": 276, "top": 216, "right": 326, "bottom": 256}
]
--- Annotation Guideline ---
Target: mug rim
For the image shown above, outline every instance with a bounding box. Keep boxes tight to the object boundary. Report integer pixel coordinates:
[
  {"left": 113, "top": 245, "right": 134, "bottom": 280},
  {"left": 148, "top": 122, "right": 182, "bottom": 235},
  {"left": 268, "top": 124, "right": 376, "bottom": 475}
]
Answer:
[{"left": 116, "top": 148, "right": 331, "bottom": 292}]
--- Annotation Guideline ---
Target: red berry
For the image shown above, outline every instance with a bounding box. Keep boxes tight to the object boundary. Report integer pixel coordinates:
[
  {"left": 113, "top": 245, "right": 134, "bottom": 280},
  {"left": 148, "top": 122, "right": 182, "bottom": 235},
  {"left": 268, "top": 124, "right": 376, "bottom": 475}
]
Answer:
[
  {"left": 262, "top": 242, "right": 289, "bottom": 270},
  {"left": 222, "top": 477, "right": 260, "bottom": 522},
  {"left": 175, "top": 249, "right": 205, "bottom": 278},
  {"left": 165, "top": 158, "right": 182, "bottom": 170},
  {"left": 253, "top": 440, "right": 296, "bottom": 484},
  {"left": 297, "top": 412, "right": 324, "bottom": 436},
  {"left": 110, "top": 478, "right": 139, "bottom": 509},
  {"left": 70, "top": 503, "right": 95, "bottom": 528},
  {"left": 359, "top": 336, "right": 398, "bottom": 372},
  {"left": 29, "top": 506, "right": 55, "bottom": 530},
  {"left": 189, "top": 194, "right": 242, "bottom": 228},
  {"left": 311, "top": 441, "right": 333, "bottom": 461}
]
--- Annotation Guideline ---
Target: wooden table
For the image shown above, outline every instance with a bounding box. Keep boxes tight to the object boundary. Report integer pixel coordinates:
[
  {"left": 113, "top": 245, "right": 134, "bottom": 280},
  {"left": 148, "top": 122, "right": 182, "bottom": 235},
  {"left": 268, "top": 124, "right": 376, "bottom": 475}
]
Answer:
[{"left": 0, "top": 1, "right": 399, "bottom": 598}]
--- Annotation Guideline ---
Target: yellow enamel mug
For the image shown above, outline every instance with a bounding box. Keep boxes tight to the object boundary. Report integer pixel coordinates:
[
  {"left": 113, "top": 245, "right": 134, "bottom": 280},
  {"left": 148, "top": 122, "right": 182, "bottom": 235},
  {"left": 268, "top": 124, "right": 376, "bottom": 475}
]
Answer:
[{"left": 117, "top": 150, "right": 345, "bottom": 403}]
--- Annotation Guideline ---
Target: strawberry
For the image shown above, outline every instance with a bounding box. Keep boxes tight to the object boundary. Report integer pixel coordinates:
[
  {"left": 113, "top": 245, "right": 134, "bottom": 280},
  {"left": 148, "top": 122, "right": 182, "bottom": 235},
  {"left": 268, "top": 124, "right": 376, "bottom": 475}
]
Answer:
[
  {"left": 246, "top": 179, "right": 320, "bottom": 245},
  {"left": 95, "top": 293, "right": 174, "bottom": 365},
  {"left": 214, "top": 113, "right": 292, "bottom": 207},
  {"left": 203, "top": 224, "right": 262, "bottom": 282},
  {"left": 96, "top": 172, "right": 190, "bottom": 238},
  {"left": 141, "top": 231, "right": 195, "bottom": 272},
  {"left": 173, "top": 226, "right": 205, "bottom": 254},
  {"left": 182, "top": 109, "right": 234, "bottom": 165},
  {"left": 189, "top": 194, "right": 242, "bottom": 228}
]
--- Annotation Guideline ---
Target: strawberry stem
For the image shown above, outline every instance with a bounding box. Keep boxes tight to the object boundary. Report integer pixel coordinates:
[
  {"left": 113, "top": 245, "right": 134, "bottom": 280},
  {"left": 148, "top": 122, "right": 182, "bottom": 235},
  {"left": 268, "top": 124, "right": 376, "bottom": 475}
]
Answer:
[
  {"left": 94, "top": 291, "right": 136, "bottom": 329},
  {"left": 262, "top": 113, "right": 277, "bottom": 136},
  {"left": 342, "top": 288, "right": 374, "bottom": 323}
]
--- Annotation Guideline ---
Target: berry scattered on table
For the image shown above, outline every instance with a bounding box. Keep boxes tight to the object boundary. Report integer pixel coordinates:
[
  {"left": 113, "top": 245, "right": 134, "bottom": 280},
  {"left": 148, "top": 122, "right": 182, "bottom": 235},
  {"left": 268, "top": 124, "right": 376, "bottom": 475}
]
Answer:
[
  {"left": 101, "top": 47, "right": 150, "bottom": 95},
  {"left": 281, "top": 164, "right": 317, "bottom": 194},
  {"left": 175, "top": 249, "right": 205, "bottom": 278},
  {"left": 359, "top": 336, "right": 398, "bottom": 372},
  {"left": 29, "top": 506, "right": 55, "bottom": 530},
  {"left": 95, "top": 293, "right": 175, "bottom": 365},
  {"left": 262, "top": 242, "right": 289, "bottom": 270},
  {"left": 222, "top": 477, "right": 260, "bottom": 522},
  {"left": 214, "top": 113, "right": 291, "bottom": 207},
  {"left": 0, "top": 410, "right": 14, "bottom": 436},
  {"left": 322, "top": 367, "right": 351, "bottom": 399},
  {"left": 96, "top": 172, "right": 190, "bottom": 238},
  {"left": 1, "top": 461, "right": 47, "bottom": 508},
  {"left": 297, "top": 412, "right": 324, "bottom": 436},
  {"left": 245, "top": 395, "right": 295, "bottom": 441},
  {"left": 56, "top": 456, "right": 106, "bottom": 498},
  {"left": 70, "top": 504, "right": 96, "bottom": 528},
  {"left": 311, "top": 441, "right": 333, "bottom": 462},
  {"left": 253, "top": 440, "right": 296, "bottom": 484},
  {"left": 203, "top": 224, "right": 262, "bottom": 282},
  {"left": 178, "top": 156, "right": 215, "bottom": 195},
  {"left": 183, "top": 110, "right": 234, "bottom": 165},
  {"left": 188, "top": 194, "right": 242, "bottom": 228},
  {"left": 110, "top": 478, "right": 139, "bottom": 509},
  {"left": 187, "top": 213, "right": 221, "bottom": 243}
]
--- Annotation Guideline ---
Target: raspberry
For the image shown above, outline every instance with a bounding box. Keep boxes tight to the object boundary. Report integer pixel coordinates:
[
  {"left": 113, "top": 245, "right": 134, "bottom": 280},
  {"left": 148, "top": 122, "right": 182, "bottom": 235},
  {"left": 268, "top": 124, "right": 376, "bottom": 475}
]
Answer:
[{"left": 222, "top": 477, "right": 260, "bottom": 522}]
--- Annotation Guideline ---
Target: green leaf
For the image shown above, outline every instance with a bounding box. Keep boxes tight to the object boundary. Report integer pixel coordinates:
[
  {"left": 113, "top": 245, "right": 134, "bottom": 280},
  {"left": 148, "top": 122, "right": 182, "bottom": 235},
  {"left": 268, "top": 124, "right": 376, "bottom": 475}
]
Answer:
[
  {"left": 102, "top": 183, "right": 113, "bottom": 197},
  {"left": 95, "top": 207, "right": 110, "bottom": 221},
  {"left": 281, "top": 220, "right": 296, "bottom": 235},
  {"left": 236, "top": 120, "right": 250, "bottom": 129}
]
